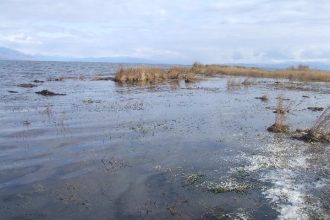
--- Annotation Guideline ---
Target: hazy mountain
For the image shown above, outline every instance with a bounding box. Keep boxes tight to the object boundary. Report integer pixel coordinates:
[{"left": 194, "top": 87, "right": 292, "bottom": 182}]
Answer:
[
  {"left": 35, "top": 55, "right": 155, "bottom": 64},
  {"left": 1, "top": 46, "right": 330, "bottom": 70},
  {"left": 0, "top": 47, "right": 155, "bottom": 64},
  {"left": 0, "top": 47, "right": 33, "bottom": 60}
]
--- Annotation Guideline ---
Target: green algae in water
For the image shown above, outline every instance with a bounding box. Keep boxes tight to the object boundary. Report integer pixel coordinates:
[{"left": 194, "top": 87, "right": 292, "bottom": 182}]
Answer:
[
  {"left": 184, "top": 174, "right": 204, "bottom": 185},
  {"left": 205, "top": 179, "right": 251, "bottom": 193}
]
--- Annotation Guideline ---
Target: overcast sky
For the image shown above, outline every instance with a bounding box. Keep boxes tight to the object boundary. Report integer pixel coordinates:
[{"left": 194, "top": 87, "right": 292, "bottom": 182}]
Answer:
[{"left": 0, "top": 0, "right": 330, "bottom": 64}]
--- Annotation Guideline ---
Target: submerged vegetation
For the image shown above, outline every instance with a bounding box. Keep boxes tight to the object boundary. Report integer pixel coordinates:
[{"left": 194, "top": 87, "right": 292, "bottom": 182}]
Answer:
[
  {"left": 255, "top": 95, "right": 269, "bottom": 102},
  {"left": 205, "top": 179, "right": 251, "bottom": 194},
  {"left": 184, "top": 174, "right": 204, "bottom": 186},
  {"left": 35, "top": 90, "right": 66, "bottom": 96}
]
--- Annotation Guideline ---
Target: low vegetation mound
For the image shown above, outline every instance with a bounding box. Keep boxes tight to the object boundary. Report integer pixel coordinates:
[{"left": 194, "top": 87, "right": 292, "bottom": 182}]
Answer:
[
  {"left": 114, "top": 63, "right": 330, "bottom": 84},
  {"left": 267, "top": 123, "right": 289, "bottom": 133}
]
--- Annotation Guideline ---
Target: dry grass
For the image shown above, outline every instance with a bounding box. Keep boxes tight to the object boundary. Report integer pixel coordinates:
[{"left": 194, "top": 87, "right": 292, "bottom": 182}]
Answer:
[
  {"left": 267, "top": 96, "right": 289, "bottom": 133},
  {"left": 114, "top": 66, "right": 196, "bottom": 83},
  {"left": 190, "top": 63, "right": 330, "bottom": 82},
  {"left": 114, "top": 63, "right": 330, "bottom": 85}
]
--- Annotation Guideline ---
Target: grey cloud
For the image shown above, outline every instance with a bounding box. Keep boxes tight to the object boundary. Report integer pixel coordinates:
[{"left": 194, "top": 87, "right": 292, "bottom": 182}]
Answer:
[{"left": 0, "top": 0, "right": 329, "bottom": 63}]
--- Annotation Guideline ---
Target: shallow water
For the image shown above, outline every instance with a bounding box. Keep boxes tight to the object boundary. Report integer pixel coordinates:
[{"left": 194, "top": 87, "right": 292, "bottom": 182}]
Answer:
[{"left": 0, "top": 60, "right": 329, "bottom": 219}]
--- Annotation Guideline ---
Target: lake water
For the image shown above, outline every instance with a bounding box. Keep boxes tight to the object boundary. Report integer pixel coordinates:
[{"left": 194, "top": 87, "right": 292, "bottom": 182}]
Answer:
[{"left": 0, "top": 60, "right": 329, "bottom": 219}]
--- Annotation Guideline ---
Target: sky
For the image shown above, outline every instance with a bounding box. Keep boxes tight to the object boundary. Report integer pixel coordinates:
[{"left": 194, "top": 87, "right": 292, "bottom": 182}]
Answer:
[{"left": 0, "top": 0, "right": 330, "bottom": 64}]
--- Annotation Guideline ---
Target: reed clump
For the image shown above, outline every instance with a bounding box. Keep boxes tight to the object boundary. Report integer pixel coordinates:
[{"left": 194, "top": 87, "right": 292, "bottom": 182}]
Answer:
[
  {"left": 301, "top": 107, "right": 330, "bottom": 143},
  {"left": 267, "top": 96, "right": 289, "bottom": 133},
  {"left": 114, "top": 66, "right": 196, "bottom": 83}
]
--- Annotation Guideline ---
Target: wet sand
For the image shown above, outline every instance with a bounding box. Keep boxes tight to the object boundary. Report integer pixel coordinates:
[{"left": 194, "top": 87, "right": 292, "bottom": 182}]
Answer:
[{"left": 0, "top": 61, "right": 329, "bottom": 219}]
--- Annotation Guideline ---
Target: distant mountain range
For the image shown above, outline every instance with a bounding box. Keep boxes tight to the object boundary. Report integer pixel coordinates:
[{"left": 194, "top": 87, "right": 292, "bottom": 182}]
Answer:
[
  {"left": 0, "top": 46, "right": 155, "bottom": 64},
  {"left": 1, "top": 46, "right": 330, "bottom": 70},
  {"left": 0, "top": 47, "right": 34, "bottom": 60}
]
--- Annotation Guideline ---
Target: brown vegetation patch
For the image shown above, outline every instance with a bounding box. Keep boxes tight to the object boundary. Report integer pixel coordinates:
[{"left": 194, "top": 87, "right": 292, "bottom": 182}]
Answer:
[{"left": 267, "top": 123, "right": 289, "bottom": 133}]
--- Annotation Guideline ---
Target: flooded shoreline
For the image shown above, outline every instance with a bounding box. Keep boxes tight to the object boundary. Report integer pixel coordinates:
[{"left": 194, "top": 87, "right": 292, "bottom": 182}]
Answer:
[{"left": 0, "top": 61, "right": 329, "bottom": 219}]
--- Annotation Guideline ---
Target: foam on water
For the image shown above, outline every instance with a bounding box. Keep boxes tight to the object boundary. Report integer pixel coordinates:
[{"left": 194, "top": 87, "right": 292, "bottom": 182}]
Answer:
[{"left": 234, "top": 140, "right": 329, "bottom": 220}]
